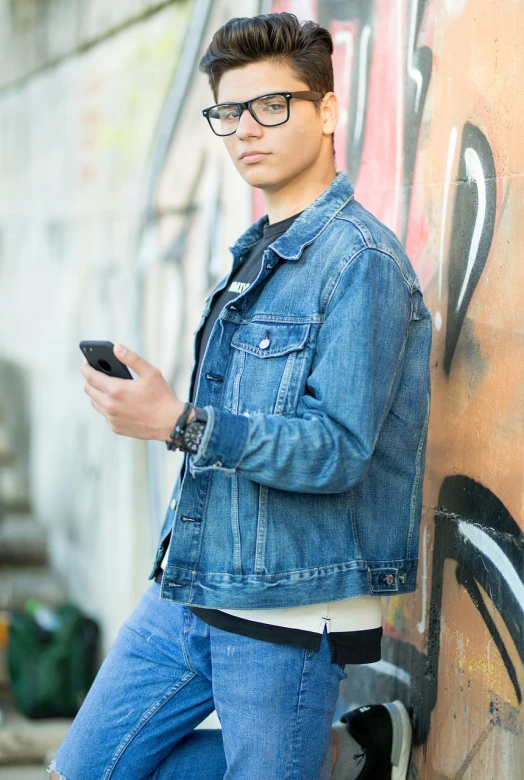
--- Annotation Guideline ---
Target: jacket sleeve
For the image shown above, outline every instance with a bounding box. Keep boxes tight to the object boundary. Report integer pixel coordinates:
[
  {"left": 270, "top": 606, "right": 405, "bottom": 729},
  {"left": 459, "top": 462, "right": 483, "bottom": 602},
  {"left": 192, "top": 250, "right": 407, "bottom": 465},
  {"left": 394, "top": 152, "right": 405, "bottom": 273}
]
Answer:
[{"left": 188, "top": 248, "right": 412, "bottom": 493}]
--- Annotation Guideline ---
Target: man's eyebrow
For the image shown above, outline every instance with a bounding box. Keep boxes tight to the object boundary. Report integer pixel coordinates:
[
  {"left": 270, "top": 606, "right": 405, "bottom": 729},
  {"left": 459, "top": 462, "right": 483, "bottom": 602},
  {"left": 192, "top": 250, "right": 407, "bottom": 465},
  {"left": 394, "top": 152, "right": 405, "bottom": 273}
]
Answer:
[{"left": 215, "top": 91, "right": 285, "bottom": 103}]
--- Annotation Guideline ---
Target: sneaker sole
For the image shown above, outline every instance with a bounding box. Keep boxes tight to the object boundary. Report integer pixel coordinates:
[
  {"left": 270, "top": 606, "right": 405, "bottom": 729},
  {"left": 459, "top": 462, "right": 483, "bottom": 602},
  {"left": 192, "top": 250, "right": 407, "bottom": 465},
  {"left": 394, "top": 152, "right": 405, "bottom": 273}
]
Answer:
[{"left": 382, "top": 700, "right": 412, "bottom": 780}]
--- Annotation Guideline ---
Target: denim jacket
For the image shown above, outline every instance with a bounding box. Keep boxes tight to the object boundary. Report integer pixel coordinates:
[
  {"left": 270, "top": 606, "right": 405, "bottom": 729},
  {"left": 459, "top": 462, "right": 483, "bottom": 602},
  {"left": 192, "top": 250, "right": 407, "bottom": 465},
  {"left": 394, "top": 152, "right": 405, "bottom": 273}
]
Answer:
[{"left": 149, "top": 170, "right": 433, "bottom": 608}]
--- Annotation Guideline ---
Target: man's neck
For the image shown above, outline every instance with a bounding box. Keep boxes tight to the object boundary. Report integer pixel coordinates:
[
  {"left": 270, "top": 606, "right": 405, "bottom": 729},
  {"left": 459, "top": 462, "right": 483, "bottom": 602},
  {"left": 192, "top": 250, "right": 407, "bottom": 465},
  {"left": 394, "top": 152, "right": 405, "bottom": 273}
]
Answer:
[{"left": 265, "top": 165, "right": 337, "bottom": 225}]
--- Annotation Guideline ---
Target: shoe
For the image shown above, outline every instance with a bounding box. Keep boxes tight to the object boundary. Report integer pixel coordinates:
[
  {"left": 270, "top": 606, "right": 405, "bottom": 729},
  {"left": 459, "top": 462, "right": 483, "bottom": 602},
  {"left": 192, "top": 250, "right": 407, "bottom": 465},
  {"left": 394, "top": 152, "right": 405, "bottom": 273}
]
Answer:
[{"left": 339, "top": 700, "right": 412, "bottom": 780}]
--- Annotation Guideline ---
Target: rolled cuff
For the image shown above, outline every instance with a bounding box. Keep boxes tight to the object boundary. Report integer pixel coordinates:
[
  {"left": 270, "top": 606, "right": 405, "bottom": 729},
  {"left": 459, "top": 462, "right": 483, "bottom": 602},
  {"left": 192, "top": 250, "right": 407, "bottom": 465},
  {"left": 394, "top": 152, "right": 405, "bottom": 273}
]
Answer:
[{"left": 188, "top": 406, "right": 251, "bottom": 476}]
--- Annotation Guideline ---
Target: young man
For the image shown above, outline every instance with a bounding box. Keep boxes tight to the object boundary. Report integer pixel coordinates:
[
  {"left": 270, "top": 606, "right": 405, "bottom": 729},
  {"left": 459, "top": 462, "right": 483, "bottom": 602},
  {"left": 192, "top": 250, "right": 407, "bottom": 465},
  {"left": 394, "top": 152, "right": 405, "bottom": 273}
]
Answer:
[{"left": 50, "top": 12, "right": 432, "bottom": 780}]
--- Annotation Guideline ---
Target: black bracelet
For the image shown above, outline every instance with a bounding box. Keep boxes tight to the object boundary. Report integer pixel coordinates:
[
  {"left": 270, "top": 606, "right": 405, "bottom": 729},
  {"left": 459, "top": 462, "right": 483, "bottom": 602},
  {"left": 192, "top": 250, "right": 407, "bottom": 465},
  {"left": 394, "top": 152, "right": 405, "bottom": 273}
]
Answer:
[{"left": 166, "top": 401, "right": 194, "bottom": 451}]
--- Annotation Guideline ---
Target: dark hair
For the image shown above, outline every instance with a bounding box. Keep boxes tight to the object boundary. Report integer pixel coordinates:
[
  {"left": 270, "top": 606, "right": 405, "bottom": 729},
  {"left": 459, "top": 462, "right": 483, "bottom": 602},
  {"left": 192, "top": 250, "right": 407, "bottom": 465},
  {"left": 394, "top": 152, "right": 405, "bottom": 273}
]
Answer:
[{"left": 199, "top": 12, "right": 335, "bottom": 153}]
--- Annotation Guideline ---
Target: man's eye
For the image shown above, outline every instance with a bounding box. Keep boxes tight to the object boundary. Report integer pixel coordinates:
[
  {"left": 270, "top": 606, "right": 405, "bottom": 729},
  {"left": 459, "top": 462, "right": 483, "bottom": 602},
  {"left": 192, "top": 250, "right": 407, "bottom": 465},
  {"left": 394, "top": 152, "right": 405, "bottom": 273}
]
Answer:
[
  {"left": 210, "top": 107, "right": 239, "bottom": 120},
  {"left": 258, "top": 100, "right": 286, "bottom": 112}
]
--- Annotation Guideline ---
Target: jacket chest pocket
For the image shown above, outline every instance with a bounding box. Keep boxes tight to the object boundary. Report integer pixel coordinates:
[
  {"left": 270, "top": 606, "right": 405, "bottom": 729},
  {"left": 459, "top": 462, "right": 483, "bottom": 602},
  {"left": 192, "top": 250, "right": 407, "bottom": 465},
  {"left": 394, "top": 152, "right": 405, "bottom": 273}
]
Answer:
[{"left": 229, "top": 321, "right": 312, "bottom": 414}]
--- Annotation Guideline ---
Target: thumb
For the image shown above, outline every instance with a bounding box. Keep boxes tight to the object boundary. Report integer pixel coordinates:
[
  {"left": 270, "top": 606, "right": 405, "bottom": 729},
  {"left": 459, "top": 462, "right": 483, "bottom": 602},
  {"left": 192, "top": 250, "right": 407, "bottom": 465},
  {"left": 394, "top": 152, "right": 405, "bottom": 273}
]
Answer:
[{"left": 113, "top": 344, "right": 153, "bottom": 378}]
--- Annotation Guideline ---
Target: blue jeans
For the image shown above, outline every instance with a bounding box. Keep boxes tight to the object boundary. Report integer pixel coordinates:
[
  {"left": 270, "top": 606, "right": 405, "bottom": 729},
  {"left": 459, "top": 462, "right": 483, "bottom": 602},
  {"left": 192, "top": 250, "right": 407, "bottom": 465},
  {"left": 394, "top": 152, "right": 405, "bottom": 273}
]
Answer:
[{"left": 49, "top": 580, "right": 348, "bottom": 780}]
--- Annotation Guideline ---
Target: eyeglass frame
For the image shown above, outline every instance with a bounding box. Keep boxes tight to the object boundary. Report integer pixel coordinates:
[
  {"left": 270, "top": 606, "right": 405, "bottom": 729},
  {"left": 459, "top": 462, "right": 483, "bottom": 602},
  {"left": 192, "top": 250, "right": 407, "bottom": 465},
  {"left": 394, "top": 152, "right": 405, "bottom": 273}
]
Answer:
[{"left": 202, "top": 91, "right": 325, "bottom": 136}]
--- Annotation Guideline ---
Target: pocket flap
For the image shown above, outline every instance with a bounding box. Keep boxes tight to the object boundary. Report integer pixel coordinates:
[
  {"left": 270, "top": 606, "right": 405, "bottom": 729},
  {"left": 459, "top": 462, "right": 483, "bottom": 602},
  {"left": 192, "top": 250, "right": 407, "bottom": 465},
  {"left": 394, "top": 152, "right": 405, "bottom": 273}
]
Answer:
[{"left": 231, "top": 321, "right": 310, "bottom": 357}]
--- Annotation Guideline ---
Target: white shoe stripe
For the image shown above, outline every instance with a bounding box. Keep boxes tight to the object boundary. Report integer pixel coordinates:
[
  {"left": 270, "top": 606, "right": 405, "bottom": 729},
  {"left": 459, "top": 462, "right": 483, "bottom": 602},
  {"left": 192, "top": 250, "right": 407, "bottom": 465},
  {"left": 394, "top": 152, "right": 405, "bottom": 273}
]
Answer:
[{"left": 382, "top": 700, "right": 412, "bottom": 780}]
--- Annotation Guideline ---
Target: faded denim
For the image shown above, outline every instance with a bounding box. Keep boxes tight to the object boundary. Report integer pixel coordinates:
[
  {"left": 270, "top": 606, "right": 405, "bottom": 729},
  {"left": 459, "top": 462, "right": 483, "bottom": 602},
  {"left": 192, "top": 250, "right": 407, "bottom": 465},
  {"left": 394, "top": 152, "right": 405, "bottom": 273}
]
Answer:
[
  {"left": 149, "top": 170, "right": 433, "bottom": 609},
  {"left": 48, "top": 580, "right": 344, "bottom": 780}
]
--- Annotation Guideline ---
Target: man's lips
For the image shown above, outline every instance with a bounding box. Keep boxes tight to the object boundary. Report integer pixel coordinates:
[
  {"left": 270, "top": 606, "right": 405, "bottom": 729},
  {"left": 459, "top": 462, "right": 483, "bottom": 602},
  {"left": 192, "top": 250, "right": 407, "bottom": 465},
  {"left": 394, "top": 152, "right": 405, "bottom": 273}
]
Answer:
[{"left": 240, "top": 152, "right": 270, "bottom": 164}]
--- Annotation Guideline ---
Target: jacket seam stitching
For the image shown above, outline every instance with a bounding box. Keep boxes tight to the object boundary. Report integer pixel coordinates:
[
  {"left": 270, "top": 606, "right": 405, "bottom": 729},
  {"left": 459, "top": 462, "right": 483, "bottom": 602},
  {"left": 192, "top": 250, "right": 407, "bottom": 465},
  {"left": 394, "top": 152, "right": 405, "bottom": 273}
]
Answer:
[
  {"left": 372, "top": 336, "right": 408, "bottom": 454},
  {"left": 232, "top": 416, "right": 253, "bottom": 468},
  {"left": 334, "top": 215, "right": 415, "bottom": 287},
  {"left": 165, "top": 558, "right": 417, "bottom": 579},
  {"left": 371, "top": 247, "right": 412, "bottom": 287},
  {"left": 323, "top": 245, "right": 370, "bottom": 314},
  {"left": 323, "top": 245, "right": 412, "bottom": 320},
  {"left": 349, "top": 489, "right": 363, "bottom": 561},
  {"left": 407, "top": 389, "right": 431, "bottom": 556}
]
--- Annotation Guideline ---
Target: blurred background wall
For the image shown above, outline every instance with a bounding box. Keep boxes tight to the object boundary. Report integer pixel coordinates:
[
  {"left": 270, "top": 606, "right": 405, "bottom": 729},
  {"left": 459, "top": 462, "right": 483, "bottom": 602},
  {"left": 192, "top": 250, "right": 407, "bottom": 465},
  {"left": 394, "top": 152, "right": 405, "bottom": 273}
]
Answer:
[
  {"left": 0, "top": 0, "right": 522, "bottom": 777},
  {"left": 0, "top": 0, "right": 258, "bottom": 648}
]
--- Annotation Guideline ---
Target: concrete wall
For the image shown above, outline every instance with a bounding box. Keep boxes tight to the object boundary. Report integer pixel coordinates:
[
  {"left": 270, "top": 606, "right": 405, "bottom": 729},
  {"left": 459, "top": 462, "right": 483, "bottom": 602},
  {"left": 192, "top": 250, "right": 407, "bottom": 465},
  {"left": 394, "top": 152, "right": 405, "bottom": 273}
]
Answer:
[
  {"left": 0, "top": 0, "right": 522, "bottom": 776},
  {"left": 0, "top": 0, "right": 178, "bottom": 88},
  {"left": 0, "top": 0, "right": 198, "bottom": 649}
]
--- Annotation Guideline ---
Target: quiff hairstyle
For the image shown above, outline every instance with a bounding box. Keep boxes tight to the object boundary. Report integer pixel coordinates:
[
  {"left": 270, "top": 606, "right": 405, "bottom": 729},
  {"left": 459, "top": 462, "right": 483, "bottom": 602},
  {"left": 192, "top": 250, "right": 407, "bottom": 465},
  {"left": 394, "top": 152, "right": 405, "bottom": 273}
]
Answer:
[{"left": 198, "top": 11, "right": 335, "bottom": 155}]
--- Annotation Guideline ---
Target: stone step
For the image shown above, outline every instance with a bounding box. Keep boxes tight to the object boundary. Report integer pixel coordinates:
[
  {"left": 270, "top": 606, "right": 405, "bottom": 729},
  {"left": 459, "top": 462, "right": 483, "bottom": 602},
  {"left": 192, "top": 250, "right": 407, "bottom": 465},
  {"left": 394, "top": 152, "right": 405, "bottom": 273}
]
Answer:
[
  {"left": 0, "top": 425, "right": 12, "bottom": 467},
  {"left": 0, "top": 567, "right": 66, "bottom": 612},
  {"left": 0, "top": 359, "right": 32, "bottom": 510},
  {"left": 0, "top": 694, "right": 72, "bottom": 767},
  {"left": 0, "top": 766, "right": 48, "bottom": 778},
  {"left": 0, "top": 516, "right": 47, "bottom": 566},
  {"left": 0, "top": 473, "right": 31, "bottom": 514}
]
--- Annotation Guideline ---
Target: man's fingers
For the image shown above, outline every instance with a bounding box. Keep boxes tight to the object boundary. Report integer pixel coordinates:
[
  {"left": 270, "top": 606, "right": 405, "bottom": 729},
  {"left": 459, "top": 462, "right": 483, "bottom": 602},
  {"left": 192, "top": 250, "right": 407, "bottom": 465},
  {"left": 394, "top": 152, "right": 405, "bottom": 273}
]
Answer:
[
  {"left": 84, "top": 381, "right": 112, "bottom": 411},
  {"left": 81, "top": 362, "right": 129, "bottom": 397},
  {"left": 113, "top": 344, "right": 158, "bottom": 379},
  {"left": 81, "top": 361, "right": 113, "bottom": 392}
]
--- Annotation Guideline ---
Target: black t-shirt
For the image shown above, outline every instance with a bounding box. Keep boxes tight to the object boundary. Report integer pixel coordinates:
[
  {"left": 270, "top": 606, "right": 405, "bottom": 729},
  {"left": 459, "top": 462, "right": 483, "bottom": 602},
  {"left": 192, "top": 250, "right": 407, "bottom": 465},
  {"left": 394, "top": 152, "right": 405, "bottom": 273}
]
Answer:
[
  {"left": 192, "top": 211, "right": 300, "bottom": 390},
  {"left": 158, "top": 210, "right": 382, "bottom": 667}
]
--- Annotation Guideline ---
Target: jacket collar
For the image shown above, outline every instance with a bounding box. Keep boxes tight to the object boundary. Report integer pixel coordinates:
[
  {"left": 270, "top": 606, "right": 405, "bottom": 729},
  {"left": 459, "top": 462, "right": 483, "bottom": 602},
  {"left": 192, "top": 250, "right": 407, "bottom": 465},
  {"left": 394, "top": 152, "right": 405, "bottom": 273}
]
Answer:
[{"left": 228, "top": 170, "right": 355, "bottom": 263}]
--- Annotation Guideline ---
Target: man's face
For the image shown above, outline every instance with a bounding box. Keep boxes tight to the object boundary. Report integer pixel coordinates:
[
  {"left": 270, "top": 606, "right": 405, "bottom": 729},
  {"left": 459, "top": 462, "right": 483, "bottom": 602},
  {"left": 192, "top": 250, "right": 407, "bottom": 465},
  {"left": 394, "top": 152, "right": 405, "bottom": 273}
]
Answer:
[{"left": 215, "top": 60, "right": 331, "bottom": 191}]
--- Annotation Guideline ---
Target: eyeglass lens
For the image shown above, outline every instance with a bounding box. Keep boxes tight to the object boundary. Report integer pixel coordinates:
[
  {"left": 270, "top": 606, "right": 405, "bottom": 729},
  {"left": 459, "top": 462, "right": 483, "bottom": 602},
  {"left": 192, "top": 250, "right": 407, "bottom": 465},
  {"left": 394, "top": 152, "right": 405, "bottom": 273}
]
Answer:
[{"left": 208, "top": 94, "right": 288, "bottom": 135}]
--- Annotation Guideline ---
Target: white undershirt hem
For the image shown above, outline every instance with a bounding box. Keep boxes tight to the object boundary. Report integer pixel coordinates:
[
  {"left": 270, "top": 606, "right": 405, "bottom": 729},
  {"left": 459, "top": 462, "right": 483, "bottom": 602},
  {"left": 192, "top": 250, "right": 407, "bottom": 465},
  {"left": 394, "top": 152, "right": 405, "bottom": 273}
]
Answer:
[{"left": 218, "top": 596, "right": 383, "bottom": 633}]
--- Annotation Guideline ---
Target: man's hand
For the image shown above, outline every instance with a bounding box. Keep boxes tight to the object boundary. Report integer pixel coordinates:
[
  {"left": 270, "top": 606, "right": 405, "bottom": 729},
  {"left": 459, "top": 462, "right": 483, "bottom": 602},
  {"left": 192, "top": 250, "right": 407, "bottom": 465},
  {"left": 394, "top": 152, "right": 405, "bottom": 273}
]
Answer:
[{"left": 81, "top": 344, "right": 188, "bottom": 442}]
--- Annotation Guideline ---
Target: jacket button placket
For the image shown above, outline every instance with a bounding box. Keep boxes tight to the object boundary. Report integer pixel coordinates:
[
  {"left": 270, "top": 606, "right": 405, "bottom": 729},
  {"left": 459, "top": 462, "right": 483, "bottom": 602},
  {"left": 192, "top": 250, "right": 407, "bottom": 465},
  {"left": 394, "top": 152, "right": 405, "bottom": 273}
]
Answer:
[{"left": 164, "top": 318, "right": 235, "bottom": 600}]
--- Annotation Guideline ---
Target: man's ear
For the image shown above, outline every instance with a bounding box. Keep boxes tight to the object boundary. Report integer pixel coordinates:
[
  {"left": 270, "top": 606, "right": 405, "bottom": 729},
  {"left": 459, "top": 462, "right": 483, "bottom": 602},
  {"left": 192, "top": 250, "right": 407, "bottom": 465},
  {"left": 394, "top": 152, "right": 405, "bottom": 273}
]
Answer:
[{"left": 322, "top": 92, "right": 338, "bottom": 135}]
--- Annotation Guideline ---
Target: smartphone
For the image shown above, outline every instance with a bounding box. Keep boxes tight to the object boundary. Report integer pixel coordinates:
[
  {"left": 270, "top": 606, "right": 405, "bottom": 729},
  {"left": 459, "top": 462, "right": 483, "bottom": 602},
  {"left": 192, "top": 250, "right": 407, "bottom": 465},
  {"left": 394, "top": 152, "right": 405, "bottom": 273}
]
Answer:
[{"left": 79, "top": 340, "right": 133, "bottom": 380}]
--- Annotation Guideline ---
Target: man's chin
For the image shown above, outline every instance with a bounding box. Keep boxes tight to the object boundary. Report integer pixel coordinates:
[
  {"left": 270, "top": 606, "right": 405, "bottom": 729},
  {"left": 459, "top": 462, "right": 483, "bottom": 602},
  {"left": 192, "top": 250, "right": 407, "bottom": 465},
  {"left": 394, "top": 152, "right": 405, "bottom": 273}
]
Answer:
[{"left": 239, "top": 167, "right": 280, "bottom": 191}]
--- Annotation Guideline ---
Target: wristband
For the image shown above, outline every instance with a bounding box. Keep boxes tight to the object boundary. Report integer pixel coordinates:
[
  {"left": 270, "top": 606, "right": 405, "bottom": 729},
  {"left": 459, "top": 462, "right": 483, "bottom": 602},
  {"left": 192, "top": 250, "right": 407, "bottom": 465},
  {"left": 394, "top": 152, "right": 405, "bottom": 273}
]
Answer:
[{"left": 165, "top": 401, "right": 194, "bottom": 451}]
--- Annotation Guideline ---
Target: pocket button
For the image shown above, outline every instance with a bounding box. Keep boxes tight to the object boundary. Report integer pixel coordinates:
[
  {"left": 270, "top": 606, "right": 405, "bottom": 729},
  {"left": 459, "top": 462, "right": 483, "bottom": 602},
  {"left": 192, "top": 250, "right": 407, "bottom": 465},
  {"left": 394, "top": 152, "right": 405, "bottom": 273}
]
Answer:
[{"left": 259, "top": 338, "right": 270, "bottom": 349}]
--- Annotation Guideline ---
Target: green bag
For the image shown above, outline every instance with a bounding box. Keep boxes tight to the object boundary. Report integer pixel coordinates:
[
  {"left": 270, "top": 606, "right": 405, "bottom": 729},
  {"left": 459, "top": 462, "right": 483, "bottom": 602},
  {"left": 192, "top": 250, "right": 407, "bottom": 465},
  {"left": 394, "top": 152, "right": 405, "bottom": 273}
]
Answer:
[{"left": 7, "top": 603, "right": 99, "bottom": 719}]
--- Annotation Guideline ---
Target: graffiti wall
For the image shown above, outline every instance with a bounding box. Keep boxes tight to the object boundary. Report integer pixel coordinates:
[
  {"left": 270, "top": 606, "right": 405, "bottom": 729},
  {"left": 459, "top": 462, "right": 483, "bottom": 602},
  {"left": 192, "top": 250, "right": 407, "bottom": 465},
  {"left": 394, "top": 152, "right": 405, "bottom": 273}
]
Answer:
[
  {"left": 135, "top": 1, "right": 524, "bottom": 774},
  {"left": 267, "top": 1, "right": 522, "bottom": 777}
]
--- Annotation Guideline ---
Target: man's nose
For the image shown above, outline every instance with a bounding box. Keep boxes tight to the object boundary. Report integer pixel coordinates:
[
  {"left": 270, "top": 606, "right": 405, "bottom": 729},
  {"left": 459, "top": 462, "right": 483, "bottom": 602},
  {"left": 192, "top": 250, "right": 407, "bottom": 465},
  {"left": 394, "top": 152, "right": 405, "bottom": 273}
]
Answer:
[{"left": 235, "top": 108, "right": 262, "bottom": 137}]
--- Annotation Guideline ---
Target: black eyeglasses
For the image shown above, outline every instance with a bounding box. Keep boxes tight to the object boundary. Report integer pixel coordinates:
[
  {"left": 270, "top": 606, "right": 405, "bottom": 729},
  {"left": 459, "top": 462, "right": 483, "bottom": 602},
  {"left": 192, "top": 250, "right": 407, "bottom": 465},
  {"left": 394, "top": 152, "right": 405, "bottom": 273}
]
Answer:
[{"left": 202, "top": 91, "right": 324, "bottom": 136}]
